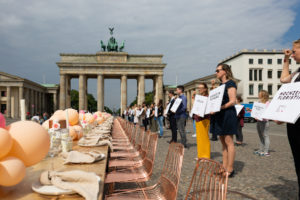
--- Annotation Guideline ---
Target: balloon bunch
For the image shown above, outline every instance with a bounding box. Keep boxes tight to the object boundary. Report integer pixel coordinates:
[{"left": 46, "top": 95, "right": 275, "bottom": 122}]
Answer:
[{"left": 0, "top": 113, "right": 50, "bottom": 186}]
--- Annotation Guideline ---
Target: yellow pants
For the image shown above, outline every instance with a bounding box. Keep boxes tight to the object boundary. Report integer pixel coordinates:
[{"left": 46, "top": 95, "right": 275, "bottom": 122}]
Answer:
[{"left": 195, "top": 119, "right": 211, "bottom": 159}]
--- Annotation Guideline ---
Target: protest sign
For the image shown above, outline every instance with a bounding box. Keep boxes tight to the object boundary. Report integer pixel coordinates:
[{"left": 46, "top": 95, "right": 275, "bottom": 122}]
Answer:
[
  {"left": 190, "top": 95, "right": 208, "bottom": 117},
  {"left": 170, "top": 98, "right": 182, "bottom": 113},
  {"left": 235, "top": 105, "right": 244, "bottom": 116},
  {"left": 262, "top": 82, "right": 300, "bottom": 123},
  {"left": 205, "top": 84, "right": 225, "bottom": 114},
  {"left": 251, "top": 102, "right": 266, "bottom": 121}
]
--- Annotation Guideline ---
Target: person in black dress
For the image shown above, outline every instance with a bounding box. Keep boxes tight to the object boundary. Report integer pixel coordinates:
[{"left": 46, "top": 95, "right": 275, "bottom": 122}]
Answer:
[
  {"left": 211, "top": 63, "right": 237, "bottom": 178},
  {"left": 279, "top": 39, "right": 300, "bottom": 198}
]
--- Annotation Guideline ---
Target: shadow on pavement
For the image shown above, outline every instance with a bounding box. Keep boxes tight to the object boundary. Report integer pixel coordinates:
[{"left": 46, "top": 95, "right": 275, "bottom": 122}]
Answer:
[{"left": 264, "top": 176, "right": 298, "bottom": 200}]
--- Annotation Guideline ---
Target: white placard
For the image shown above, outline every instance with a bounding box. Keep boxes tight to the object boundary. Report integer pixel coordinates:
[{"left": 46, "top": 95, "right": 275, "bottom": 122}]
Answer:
[
  {"left": 164, "top": 103, "right": 171, "bottom": 115},
  {"left": 191, "top": 95, "right": 208, "bottom": 117},
  {"left": 235, "top": 105, "right": 244, "bottom": 116},
  {"left": 251, "top": 102, "right": 266, "bottom": 121},
  {"left": 205, "top": 85, "right": 226, "bottom": 114},
  {"left": 170, "top": 98, "right": 182, "bottom": 113},
  {"left": 154, "top": 106, "right": 158, "bottom": 117},
  {"left": 261, "top": 82, "right": 300, "bottom": 124}
]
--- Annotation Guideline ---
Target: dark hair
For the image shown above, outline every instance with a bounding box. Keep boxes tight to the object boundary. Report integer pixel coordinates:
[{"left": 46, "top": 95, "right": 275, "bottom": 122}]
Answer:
[
  {"left": 177, "top": 85, "right": 184, "bottom": 92},
  {"left": 169, "top": 90, "right": 175, "bottom": 95},
  {"left": 237, "top": 95, "right": 243, "bottom": 102},
  {"left": 158, "top": 99, "right": 163, "bottom": 107},
  {"left": 199, "top": 83, "right": 209, "bottom": 96},
  {"left": 217, "top": 63, "right": 234, "bottom": 80}
]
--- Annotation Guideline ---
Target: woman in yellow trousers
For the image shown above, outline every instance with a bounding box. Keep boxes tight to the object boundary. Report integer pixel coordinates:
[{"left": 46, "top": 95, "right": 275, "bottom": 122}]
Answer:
[{"left": 193, "top": 83, "right": 210, "bottom": 159}]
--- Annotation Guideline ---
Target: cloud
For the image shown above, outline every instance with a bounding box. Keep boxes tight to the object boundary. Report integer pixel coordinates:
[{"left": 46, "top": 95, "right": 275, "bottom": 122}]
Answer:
[{"left": 0, "top": 0, "right": 298, "bottom": 108}]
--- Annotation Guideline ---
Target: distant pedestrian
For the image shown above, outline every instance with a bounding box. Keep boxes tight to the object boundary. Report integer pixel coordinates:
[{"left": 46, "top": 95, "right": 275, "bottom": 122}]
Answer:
[
  {"left": 254, "top": 90, "right": 270, "bottom": 157},
  {"left": 157, "top": 99, "right": 164, "bottom": 138},
  {"left": 167, "top": 91, "right": 177, "bottom": 143},
  {"left": 149, "top": 103, "right": 158, "bottom": 132}
]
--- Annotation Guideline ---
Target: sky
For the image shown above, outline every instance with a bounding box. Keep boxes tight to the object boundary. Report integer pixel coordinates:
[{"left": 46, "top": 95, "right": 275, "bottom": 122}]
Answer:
[{"left": 0, "top": 0, "right": 299, "bottom": 109}]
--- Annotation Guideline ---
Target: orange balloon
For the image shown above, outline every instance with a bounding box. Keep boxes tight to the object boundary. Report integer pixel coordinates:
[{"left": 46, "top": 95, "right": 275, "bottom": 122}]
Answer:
[
  {"left": 50, "top": 110, "right": 65, "bottom": 121},
  {"left": 73, "top": 125, "right": 83, "bottom": 139},
  {"left": 65, "top": 109, "right": 79, "bottom": 126},
  {"left": 6, "top": 121, "right": 50, "bottom": 167},
  {"left": 69, "top": 125, "right": 83, "bottom": 140},
  {"left": 0, "top": 156, "right": 26, "bottom": 186},
  {"left": 85, "top": 113, "right": 94, "bottom": 124},
  {"left": 69, "top": 126, "right": 77, "bottom": 140},
  {"left": 0, "top": 128, "right": 13, "bottom": 159}
]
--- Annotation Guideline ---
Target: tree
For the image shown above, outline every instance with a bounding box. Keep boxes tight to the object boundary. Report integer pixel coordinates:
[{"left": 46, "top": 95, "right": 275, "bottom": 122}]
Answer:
[
  {"left": 104, "top": 106, "right": 113, "bottom": 114},
  {"left": 70, "top": 89, "right": 98, "bottom": 112},
  {"left": 129, "top": 91, "right": 154, "bottom": 107}
]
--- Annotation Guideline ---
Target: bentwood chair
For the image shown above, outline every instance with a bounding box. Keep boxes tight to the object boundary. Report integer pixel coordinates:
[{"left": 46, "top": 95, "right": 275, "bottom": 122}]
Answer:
[
  {"left": 185, "top": 158, "right": 228, "bottom": 200},
  {"left": 105, "top": 133, "right": 158, "bottom": 192},
  {"left": 108, "top": 130, "right": 151, "bottom": 169},
  {"left": 105, "top": 143, "right": 185, "bottom": 200}
]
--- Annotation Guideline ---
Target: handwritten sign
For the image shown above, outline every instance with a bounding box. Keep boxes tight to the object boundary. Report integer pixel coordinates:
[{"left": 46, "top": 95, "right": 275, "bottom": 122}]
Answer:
[
  {"left": 164, "top": 103, "right": 171, "bottom": 116},
  {"left": 262, "top": 82, "right": 300, "bottom": 123},
  {"left": 235, "top": 105, "right": 244, "bottom": 116},
  {"left": 170, "top": 98, "right": 182, "bottom": 113},
  {"left": 205, "top": 84, "right": 225, "bottom": 114},
  {"left": 191, "top": 95, "right": 208, "bottom": 117},
  {"left": 251, "top": 102, "right": 266, "bottom": 121}
]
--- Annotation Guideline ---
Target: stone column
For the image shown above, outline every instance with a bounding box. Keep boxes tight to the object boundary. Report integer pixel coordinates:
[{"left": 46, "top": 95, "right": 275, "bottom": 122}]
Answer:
[
  {"left": 156, "top": 75, "right": 163, "bottom": 104},
  {"left": 30, "top": 89, "right": 34, "bottom": 115},
  {"left": 79, "top": 74, "right": 86, "bottom": 111},
  {"left": 153, "top": 77, "right": 157, "bottom": 103},
  {"left": 35, "top": 91, "right": 38, "bottom": 114},
  {"left": 42, "top": 92, "right": 45, "bottom": 114},
  {"left": 84, "top": 77, "right": 88, "bottom": 111},
  {"left": 97, "top": 74, "right": 104, "bottom": 111},
  {"left": 66, "top": 75, "right": 71, "bottom": 108},
  {"left": 120, "top": 75, "right": 127, "bottom": 114},
  {"left": 59, "top": 74, "right": 66, "bottom": 110},
  {"left": 18, "top": 86, "right": 24, "bottom": 118},
  {"left": 53, "top": 92, "right": 57, "bottom": 111},
  {"left": 187, "top": 90, "right": 191, "bottom": 112},
  {"left": 6, "top": 86, "right": 11, "bottom": 118},
  {"left": 39, "top": 92, "right": 42, "bottom": 114},
  {"left": 137, "top": 75, "right": 145, "bottom": 105}
]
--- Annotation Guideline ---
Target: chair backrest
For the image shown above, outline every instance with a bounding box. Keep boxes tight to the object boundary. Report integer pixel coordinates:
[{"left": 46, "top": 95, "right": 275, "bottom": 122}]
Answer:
[
  {"left": 157, "top": 143, "right": 184, "bottom": 200},
  {"left": 185, "top": 158, "right": 228, "bottom": 200},
  {"left": 135, "top": 126, "right": 145, "bottom": 150},
  {"left": 140, "top": 131, "right": 151, "bottom": 157},
  {"left": 143, "top": 133, "right": 158, "bottom": 177}
]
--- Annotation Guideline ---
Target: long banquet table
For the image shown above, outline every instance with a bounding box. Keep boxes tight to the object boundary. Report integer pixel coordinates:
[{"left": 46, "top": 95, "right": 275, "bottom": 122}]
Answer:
[{"left": 0, "top": 142, "right": 109, "bottom": 200}]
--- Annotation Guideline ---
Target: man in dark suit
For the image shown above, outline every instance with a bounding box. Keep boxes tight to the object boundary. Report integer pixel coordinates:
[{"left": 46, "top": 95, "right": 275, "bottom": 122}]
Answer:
[{"left": 167, "top": 91, "right": 177, "bottom": 143}]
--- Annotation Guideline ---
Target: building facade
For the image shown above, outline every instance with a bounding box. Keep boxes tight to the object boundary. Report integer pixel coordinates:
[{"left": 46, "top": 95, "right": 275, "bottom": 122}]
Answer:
[
  {"left": 0, "top": 71, "right": 59, "bottom": 119},
  {"left": 220, "top": 49, "right": 300, "bottom": 103}
]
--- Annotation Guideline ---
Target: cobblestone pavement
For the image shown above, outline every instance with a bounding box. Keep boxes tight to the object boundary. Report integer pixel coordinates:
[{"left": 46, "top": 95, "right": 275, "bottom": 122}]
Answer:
[{"left": 146, "top": 120, "right": 298, "bottom": 200}]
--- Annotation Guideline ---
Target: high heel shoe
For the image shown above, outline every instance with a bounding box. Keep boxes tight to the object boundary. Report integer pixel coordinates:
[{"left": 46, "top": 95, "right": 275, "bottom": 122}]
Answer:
[{"left": 228, "top": 170, "right": 235, "bottom": 178}]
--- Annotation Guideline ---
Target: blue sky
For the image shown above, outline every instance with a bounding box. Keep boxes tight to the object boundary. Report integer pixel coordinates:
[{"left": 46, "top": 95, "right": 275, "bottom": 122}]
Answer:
[{"left": 0, "top": 0, "right": 299, "bottom": 109}]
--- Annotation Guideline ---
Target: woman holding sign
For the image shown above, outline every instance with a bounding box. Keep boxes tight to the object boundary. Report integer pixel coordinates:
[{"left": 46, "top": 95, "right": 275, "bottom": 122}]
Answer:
[
  {"left": 193, "top": 83, "right": 211, "bottom": 159},
  {"left": 280, "top": 39, "right": 300, "bottom": 198},
  {"left": 211, "top": 63, "right": 237, "bottom": 178}
]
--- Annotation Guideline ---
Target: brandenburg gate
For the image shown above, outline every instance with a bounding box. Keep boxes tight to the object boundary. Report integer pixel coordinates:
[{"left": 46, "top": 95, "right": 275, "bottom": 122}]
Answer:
[{"left": 57, "top": 29, "right": 166, "bottom": 113}]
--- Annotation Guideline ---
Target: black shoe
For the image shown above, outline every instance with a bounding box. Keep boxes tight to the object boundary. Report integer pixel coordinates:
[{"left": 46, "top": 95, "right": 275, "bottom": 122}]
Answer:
[
  {"left": 167, "top": 140, "right": 174, "bottom": 144},
  {"left": 228, "top": 170, "right": 235, "bottom": 178},
  {"left": 159, "top": 135, "right": 162, "bottom": 138},
  {"left": 184, "top": 144, "right": 189, "bottom": 149}
]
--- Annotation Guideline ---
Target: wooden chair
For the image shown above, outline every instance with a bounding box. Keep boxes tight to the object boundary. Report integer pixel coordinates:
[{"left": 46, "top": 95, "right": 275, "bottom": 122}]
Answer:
[
  {"left": 105, "top": 143, "right": 185, "bottom": 200},
  {"left": 185, "top": 158, "right": 228, "bottom": 200}
]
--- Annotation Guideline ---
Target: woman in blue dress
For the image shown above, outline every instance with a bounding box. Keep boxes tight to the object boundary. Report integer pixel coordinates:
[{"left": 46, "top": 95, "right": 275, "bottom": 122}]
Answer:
[{"left": 211, "top": 63, "right": 238, "bottom": 178}]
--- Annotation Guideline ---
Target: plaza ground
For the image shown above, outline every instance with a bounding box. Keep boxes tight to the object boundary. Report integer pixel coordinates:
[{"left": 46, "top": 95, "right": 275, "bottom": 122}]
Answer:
[{"left": 148, "top": 120, "right": 298, "bottom": 200}]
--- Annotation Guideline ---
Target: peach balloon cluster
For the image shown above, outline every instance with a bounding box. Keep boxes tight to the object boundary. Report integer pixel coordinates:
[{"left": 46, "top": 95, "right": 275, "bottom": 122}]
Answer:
[
  {"left": 0, "top": 121, "right": 50, "bottom": 186},
  {"left": 42, "top": 109, "right": 111, "bottom": 141}
]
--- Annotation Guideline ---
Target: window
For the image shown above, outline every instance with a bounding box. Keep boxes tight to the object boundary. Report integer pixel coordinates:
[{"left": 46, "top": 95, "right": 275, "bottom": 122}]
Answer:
[
  {"left": 258, "top": 59, "right": 263, "bottom": 64},
  {"left": 259, "top": 69, "right": 262, "bottom": 81},
  {"left": 268, "top": 84, "right": 273, "bottom": 95},
  {"left": 267, "top": 59, "right": 272, "bottom": 64},
  {"left": 249, "top": 84, "right": 254, "bottom": 95},
  {"left": 254, "top": 69, "right": 258, "bottom": 81},
  {"left": 249, "top": 58, "right": 254, "bottom": 64},
  {"left": 258, "top": 84, "right": 263, "bottom": 92},
  {"left": 268, "top": 70, "right": 272, "bottom": 78},
  {"left": 277, "top": 59, "right": 282, "bottom": 64},
  {"left": 277, "top": 85, "right": 281, "bottom": 90},
  {"left": 277, "top": 70, "right": 282, "bottom": 78},
  {"left": 0, "top": 91, "right": 6, "bottom": 97},
  {"left": 249, "top": 69, "right": 253, "bottom": 81}
]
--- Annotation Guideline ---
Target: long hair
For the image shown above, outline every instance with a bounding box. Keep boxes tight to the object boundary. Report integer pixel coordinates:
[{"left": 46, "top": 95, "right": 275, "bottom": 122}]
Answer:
[
  {"left": 218, "top": 63, "right": 234, "bottom": 81},
  {"left": 199, "top": 82, "right": 209, "bottom": 96},
  {"left": 158, "top": 99, "right": 163, "bottom": 107},
  {"left": 259, "top": 90, "right": 269, "bottom": 103}
]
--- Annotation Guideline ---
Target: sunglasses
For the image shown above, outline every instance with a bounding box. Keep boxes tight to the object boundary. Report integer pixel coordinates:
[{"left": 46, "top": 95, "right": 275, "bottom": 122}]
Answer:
[{"left": 215, "top": 69, "right": 223, "bottom": 73}]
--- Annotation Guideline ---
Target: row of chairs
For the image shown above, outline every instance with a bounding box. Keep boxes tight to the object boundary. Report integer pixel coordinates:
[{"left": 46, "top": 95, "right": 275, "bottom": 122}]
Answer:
[{"left": 105, "top": 117, "right": 229, "bottom": 200}]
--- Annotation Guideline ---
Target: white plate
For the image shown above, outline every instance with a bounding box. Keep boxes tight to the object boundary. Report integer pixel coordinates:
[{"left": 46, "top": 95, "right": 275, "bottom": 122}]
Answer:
[{"left": 32, "top": 176, "right": 101, "bottom": 196}]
